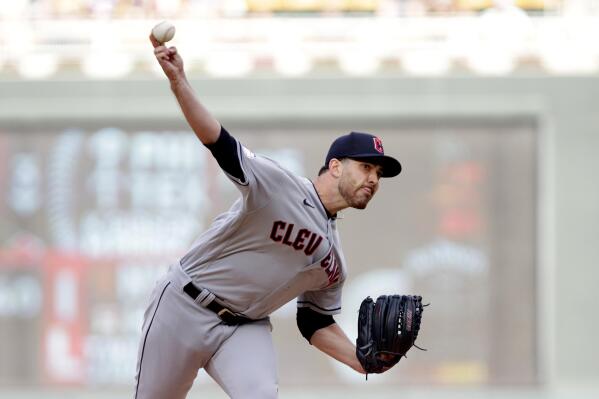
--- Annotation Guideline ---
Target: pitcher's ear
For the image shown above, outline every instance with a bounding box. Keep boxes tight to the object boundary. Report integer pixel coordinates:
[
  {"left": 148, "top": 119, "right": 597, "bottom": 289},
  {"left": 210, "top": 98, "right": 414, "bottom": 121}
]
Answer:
[{"left": 329, "top": 158, "right": 344, "bottom": 178}]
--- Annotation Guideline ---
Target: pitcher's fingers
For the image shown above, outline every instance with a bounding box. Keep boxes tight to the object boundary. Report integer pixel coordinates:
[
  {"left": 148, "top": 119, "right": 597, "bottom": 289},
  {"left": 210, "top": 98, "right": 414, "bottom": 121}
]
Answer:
[
  {"left": 168, "top": 47, "right": 177, "bottom": 55},
  {"left": 154, "top": 47, "right": 170, "bottom": 59},
  {"left": 149, "top": 33, "right": 162, "bottom": 48},
  {"left": 154, "top": 54, "right": 168, "bottom": 62}
]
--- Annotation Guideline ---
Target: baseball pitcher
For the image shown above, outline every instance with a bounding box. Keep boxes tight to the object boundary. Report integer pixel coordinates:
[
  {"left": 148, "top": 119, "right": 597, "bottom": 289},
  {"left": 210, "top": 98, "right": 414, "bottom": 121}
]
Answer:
[{"left": 134, "top": 31, "right": 424, "bottom": 399}]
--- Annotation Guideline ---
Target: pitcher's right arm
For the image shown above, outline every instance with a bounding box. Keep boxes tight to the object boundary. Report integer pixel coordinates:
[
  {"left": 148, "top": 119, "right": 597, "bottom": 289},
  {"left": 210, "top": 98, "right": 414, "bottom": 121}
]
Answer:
[{"left": 150, "top": 34, "right": 220, "bottom": 145}]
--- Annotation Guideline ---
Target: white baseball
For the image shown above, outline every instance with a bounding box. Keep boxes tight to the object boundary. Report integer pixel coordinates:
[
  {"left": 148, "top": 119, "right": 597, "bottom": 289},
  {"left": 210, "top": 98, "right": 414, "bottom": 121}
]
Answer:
[{"left": 152, "top": 21, "right": 176, "bottom": 44}]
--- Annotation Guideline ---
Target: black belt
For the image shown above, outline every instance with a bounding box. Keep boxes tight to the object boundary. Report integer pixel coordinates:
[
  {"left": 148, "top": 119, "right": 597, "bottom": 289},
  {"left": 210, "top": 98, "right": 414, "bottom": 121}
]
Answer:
[{"left": 183, "top": 282, "right": 254, "bottom": 326}]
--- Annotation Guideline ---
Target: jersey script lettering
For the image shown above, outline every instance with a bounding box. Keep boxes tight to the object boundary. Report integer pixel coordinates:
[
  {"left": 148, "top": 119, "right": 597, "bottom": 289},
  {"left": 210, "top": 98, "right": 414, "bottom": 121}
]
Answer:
[
  {"left": 320, "top": 250, "right": 341, "bottom": 287},
  {"left": 269, "top": 221, "right": 323, "bottom": 256}
]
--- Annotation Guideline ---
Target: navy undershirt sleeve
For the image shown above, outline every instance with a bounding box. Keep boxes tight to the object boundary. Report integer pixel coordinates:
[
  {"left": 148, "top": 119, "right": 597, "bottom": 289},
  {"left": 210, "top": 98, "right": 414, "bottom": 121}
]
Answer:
[
  {"left": 204, "top": 126, "right": 246, "bottom": 183},
  {"left": 297, "top": 307, "right": 336, "bottom": 344}
]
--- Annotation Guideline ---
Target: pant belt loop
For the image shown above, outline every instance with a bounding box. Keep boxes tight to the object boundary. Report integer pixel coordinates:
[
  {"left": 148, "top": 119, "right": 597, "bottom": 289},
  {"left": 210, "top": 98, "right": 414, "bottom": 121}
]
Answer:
[
  {"left": 183, "top": 281, "right": 254, "bottom": 325},
  {"left": 196, "top": 289, "right": 215, "bottom": 307}
]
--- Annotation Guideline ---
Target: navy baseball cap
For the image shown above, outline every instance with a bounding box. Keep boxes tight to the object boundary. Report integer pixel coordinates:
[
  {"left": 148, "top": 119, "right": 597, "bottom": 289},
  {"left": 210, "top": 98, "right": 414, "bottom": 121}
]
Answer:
[{"left": 325, "top": 132, "right": 402, "bottom": 178}]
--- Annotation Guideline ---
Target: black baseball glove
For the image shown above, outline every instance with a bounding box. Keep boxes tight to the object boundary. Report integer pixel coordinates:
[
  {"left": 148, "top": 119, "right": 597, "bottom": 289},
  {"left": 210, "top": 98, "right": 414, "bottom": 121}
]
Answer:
[{"left": 356, "top": 295, "right": 426, "bottom": 375}]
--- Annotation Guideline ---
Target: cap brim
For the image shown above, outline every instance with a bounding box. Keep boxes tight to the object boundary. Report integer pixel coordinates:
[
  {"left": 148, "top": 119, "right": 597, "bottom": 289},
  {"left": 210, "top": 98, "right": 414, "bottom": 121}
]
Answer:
[{"left": 349, "top": 154, "right": 402, "bottom": 178}]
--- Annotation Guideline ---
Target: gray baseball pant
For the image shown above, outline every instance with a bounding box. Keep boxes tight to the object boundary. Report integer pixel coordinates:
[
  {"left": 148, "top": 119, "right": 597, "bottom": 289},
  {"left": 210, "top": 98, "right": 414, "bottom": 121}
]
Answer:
[{"left": 134, "top": 264, "right": 279, "bottom": 399}]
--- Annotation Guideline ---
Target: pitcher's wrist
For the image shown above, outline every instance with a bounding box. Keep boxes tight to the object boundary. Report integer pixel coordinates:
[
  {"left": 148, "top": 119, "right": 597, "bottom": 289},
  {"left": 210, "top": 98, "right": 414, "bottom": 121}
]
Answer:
[{"left": 170, "top": 76, "right": 188, "bottom": 92}]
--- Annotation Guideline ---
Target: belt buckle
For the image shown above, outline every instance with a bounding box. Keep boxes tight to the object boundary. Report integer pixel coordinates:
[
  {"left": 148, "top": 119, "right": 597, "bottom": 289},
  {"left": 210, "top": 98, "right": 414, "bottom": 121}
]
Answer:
[{"left": 217, "top": 308, "right": 238, "bottom": 325}]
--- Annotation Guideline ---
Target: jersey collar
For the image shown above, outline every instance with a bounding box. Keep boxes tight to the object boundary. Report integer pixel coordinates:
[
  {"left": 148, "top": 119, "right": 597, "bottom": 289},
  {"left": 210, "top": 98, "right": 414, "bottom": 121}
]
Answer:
[{"left": 310, "top": 181, "right": 337, "bottom": 220}]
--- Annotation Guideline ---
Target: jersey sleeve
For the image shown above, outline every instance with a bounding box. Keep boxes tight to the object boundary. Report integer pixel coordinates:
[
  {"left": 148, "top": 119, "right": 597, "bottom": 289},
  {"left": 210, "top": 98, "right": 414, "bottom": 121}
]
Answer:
[
  {"left": 297, "top": 285, "right": 343, "bottom": 316},
  {"left": 205, "top": 126, "right": 288, "bottom": 210}
]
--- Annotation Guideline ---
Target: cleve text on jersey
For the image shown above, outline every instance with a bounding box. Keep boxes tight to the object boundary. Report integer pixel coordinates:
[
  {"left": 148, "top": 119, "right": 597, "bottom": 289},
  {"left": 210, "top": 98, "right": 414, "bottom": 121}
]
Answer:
[
  {"left": 320, "top": 249, "right": 341, "bottom": 287},
  {"left": 270, "top": 221, "right": 323, "bottom": 256}
]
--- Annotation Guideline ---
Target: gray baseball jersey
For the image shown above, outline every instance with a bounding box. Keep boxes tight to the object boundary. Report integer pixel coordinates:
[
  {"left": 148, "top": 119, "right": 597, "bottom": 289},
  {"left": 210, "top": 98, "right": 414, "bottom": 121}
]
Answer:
[
  {"left": 135, "top": 130, "right": 348, "bottom": 399},
  {"left": 180, "top": 139, "right": 347, "bottom": 319}
]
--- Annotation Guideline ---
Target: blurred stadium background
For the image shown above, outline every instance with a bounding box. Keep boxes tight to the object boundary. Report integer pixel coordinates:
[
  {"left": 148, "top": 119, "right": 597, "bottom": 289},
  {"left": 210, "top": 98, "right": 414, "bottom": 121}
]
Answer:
[{"left": 1, "top": 0, "right": 598, "bottom": 398}]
